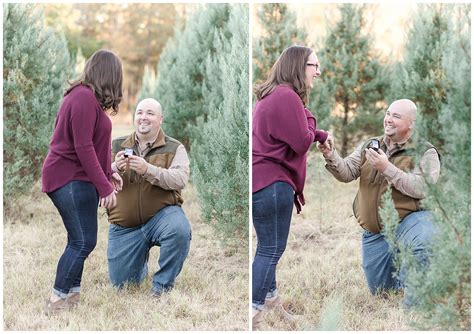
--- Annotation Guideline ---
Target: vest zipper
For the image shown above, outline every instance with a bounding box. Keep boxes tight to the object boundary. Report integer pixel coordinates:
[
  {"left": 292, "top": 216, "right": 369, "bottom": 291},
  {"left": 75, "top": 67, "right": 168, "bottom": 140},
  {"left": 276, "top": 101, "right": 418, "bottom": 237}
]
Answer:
[{"left": 137, "top": 177, "right": 143, "bottom": 225}]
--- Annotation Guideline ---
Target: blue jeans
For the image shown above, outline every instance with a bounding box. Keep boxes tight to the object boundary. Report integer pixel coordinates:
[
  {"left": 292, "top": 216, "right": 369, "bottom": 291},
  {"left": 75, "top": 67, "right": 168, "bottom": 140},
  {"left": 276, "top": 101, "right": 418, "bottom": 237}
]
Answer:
[
  {"left": 252, "top": 181, "right": 294, "bottom": 310},
  {"left": 47, "top": 180, "right": 99, "bottom": 298},
  {"left": 107, "top": 205, "right": 191, "bottom": 293},
  {"left": 362, "top": 210, "right": 435, "bottom": 307}
]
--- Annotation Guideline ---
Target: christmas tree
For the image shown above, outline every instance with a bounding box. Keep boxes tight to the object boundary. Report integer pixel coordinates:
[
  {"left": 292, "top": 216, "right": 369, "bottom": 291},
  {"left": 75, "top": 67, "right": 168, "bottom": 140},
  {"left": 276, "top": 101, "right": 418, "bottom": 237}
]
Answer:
[
  {"left": 3, "top": 4, "right": 71, "bottom": 204},
  {"left": 310, "top": 4, "right": 388, "bottom": 157},
  {"left": 253, "top": 3, "right": 307, "bottom": 85},
  {"left": 192, "top": 4, "right": 249, "bottom": 240},
  {"left": 380, "top": 4, "right": 470, "bottom": 330}
]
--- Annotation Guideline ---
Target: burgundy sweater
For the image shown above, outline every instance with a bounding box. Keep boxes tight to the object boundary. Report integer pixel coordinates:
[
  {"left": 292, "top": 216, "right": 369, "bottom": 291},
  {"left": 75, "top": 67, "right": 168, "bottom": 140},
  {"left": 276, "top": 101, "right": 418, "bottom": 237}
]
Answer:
[
  {"left": 41, "top": 85, "right": 113, "bottom": 197},
  {"left": 252, "top": 85, "right": 328, "bottom": 212}
]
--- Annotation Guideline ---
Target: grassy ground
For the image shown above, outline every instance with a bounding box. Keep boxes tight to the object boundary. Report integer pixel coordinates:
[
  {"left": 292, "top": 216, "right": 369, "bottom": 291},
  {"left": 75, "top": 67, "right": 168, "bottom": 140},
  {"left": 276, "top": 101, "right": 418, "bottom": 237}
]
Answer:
[
  {"left": 253, "top": 151, "right": 420, "bottom": 331},
  {"left": 4, "top": 183, "right": 248, "bottom": 330}
]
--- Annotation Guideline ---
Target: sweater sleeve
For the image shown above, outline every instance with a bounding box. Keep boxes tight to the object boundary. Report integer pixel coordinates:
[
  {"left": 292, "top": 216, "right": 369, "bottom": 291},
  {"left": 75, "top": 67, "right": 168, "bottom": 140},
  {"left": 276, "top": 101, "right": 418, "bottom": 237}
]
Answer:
[
  {"left": 70, "top": 92, "right": 113, "bottom": 197},
  {"left": 270, "top": 90, "right": 316, "bottom": 155},
  {"left": 304, "top": 108, "right": 328, "bottom": 144}
]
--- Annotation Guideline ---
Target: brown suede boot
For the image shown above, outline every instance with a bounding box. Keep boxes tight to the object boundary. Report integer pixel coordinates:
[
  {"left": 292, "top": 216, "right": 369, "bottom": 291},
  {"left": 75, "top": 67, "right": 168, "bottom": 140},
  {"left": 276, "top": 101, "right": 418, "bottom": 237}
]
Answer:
[
  {"left": 66, "top": 292, "right": 80, "bottom": 308},
  {"left": 265, "top": 295, "right": 300, "bottom": 323},
  {"left": 252, "top": 308, "right": 265, "bottom": 330},
  {"left": 44, "top": 298, "right": 70, "bottom": 316}
]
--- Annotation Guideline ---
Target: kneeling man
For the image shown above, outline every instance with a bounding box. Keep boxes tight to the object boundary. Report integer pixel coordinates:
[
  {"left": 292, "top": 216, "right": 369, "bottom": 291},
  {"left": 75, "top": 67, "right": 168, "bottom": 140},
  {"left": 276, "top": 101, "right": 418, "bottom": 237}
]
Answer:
[{"left": 107, "top": 98, "right": 191, "bottom": 297}]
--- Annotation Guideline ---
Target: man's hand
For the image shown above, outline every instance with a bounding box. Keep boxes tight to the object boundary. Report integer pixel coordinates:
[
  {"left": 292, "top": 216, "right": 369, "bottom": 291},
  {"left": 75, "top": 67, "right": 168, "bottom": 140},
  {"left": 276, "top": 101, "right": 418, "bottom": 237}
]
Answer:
[
  {"left": 115, "top": 151, "right": 128, "bottom": 172},
  {"left": 365, "top": 148, "right": 389, "bottom": 172},
  {"left": 111, "top": 172, "right": 123, "bottom": 191},
  {"left": 318, "top": 132, "right": 334, "bottom": 158},
  {"left": 128, "top": 155, "right": 149, "bottom": 175}
]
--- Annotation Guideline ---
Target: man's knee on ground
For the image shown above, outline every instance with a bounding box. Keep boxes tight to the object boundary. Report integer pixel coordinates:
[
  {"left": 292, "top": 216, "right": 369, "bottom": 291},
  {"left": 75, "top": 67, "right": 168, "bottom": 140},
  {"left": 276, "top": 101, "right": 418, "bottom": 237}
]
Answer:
[{"left": 108, "top": 269, "right": 143, "bottom": 289}]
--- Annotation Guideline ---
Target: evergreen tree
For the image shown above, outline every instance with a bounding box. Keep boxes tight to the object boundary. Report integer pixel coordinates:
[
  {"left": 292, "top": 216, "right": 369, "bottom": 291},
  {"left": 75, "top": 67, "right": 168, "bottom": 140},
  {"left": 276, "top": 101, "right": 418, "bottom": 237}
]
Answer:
[
  {"left": 192, "top": 4, "right": 249, "bottom": 240},
  {"left": 3, "top": 4, "right": 71, "bottom": 204},
  {"left": 136, "top": 65, "right": 157, "bottom": 103},
  {"left": 138, "top": 4, "right": 249, "bottom": 241},
  {"left": 153, "top": 4, "right": 232, "bottom": 149},
  {"left": 253, "top": 3, "right": 307, "bottom": 84},
  {"left": 310, "top": 4, "right": 388, "bottom": 157},
  {"left": 380, "top": 4, "right": 470, "bottom": 330},
  {"left": 389, "top": 4, "right": 450, "bottom": 151},
  {"left": 318, "top": 295, "right": 343, "bottom": 330}
]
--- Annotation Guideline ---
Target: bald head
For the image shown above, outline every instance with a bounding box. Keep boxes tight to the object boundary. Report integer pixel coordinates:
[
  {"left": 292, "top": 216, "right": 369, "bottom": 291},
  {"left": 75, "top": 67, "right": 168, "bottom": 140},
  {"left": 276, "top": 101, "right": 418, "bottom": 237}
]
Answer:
[
  {"left": 384, "top": 99, "right": 417, "bottom": 143},
  {"left": 134, "top": 98, "right": 163, "bottom": 138},
  {"left": 136, "top": 98, "right": 162, "bottom": 115},
  {"left": 388, "top": 99, "right": 417, "bottom": 122}
]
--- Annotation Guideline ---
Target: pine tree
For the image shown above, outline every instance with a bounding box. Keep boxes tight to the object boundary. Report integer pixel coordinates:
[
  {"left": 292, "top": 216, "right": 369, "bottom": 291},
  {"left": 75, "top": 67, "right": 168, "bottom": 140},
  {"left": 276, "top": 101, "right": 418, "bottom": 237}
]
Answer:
[
  {"left": 380, "top": 4, "right": 470, "bottom": 330},
  {"left": 138, "top": 4, "right": 249, "bottom": 241},
  {"left": 318, "top": 294, "right": 343, "bottom": 330},
  {"left": 3, "top": 4, "right": 71, "bottom": 204},
  {"left": 153, "top": 4, "right": 232, "bottom": 149},
  {"left": 310, "top": 4, "right": 388, "bottom": 157},
  {"left": 390, "top": 4, "right": 450, "bottom": 151},
  {"left": 253, "top": 3, "right": 307, "bottom": 84},
  {"left": 192, "top": 4, "right": 249, "bottom": 240},
  {"left": 136, "top": 65, "right": 157, "bottom": 103}
]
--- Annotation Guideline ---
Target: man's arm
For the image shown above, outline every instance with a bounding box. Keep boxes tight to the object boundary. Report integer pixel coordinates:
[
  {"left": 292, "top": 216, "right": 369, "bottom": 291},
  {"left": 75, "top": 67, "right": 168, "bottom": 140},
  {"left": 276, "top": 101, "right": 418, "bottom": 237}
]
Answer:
[
  {"left": 381, "top": 148, "right": 440, "bottom": 199},
  {"left": 143, "top": 144, "right": 190, "bottom": 190},
  {"left": 323, "top": 143, "right": 364, "bottom": 183}
]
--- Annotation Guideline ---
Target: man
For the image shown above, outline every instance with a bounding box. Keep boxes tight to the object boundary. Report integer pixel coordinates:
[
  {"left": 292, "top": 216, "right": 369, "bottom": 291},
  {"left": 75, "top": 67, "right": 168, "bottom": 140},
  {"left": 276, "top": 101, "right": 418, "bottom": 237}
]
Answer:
[
  {"left": 318, "top": 99, "right": 440, "bottom": 306},
  {"left": 107, "top": 98, "right": 191, "bottom": 297}
]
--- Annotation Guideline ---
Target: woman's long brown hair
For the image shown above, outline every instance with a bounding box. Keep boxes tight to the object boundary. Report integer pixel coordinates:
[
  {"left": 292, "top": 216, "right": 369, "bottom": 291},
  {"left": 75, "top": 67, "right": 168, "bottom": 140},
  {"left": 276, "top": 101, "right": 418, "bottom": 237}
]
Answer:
[
  {"left": 254, "top": 45, "right": 313, "bottom": 106},
  {"left": 66, "top": 49, "right": 123, "bottom": 115}
]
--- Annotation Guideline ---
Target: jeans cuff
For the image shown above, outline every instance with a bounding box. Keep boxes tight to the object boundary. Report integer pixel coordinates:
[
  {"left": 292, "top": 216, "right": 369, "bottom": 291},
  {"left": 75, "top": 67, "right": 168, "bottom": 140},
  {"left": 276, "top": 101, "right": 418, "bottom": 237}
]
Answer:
[
  {"left": 252, "top": 302, "right": 264, "bottom": 311},
  {"left": 52, "top": 288, "right": 68, "bottom": 299},
  {"left": 265, "top": 288, "right": 278, "bottom": 299},
  {"left": 69, "top": 287, "right": 81, "bottom": 294}
]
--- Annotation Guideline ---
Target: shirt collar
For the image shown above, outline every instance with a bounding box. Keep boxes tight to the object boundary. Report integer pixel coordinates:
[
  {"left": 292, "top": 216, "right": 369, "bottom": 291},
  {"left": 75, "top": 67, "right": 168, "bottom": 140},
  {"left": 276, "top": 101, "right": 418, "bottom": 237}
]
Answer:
[
  {"left": 135, "top": 131, "right": 160, "bottom": 149},
  {"left": 384, "top": 135, "right": 408, "bottom": 150}
]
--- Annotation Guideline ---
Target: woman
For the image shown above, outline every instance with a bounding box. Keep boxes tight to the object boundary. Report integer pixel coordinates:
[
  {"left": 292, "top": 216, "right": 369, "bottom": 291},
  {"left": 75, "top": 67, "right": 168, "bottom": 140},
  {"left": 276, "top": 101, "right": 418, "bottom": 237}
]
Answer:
[
  {"left": 41, "top": 49, "right": 123, "bottom": 314},
  {"left": 252, "top": 46, "right": 330, "bottom": 328}
]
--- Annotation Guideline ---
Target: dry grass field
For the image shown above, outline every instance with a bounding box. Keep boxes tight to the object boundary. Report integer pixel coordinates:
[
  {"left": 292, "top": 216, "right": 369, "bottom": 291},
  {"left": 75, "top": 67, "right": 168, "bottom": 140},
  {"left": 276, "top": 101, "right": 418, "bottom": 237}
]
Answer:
[
  {"left": 252, "top": 151, "right": 421, "bottom": 331},
  {"left": 4, "top": 182, "right": 249, "bottom": 330}
]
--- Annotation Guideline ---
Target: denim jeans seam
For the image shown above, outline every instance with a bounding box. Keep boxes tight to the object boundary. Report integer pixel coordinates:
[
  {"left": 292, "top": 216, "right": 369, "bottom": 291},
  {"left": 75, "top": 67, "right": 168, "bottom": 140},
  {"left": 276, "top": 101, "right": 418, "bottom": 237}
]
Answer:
[
  {"left": 257, "top": 182, "right": 279, "bottom": 305},
  {"left": 60, "top": 182, "right": 86, "bottom": 294},
  {"left": 53, "top": 184, "right": 76, "bottom": 294},
  {"left": 56, "top": 182, "right": 92, "bottom": 294}
]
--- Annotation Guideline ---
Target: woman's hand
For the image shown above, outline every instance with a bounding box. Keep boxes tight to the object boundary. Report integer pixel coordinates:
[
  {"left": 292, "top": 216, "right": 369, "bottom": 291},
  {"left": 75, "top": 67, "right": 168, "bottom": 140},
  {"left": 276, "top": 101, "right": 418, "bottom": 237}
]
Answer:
[
  {"left": 318, "top": 132, "right": 334, "bottom": 158},
  {"left": 100, "top": 191, "right": 117, "bottom": 209},
  {"left": 111, "top": 172, "right": 123, "bottom": 191}
]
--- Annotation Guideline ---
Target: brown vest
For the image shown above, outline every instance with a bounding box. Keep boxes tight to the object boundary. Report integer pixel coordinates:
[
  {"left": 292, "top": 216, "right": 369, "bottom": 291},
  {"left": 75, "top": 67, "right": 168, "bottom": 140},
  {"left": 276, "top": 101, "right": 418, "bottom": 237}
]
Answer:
[
  {"left": 107, "top": 129, "right": 183, "bottom": 227},
  {"left": 352, "top": 135, "right": 437, "bottom": 233}
]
